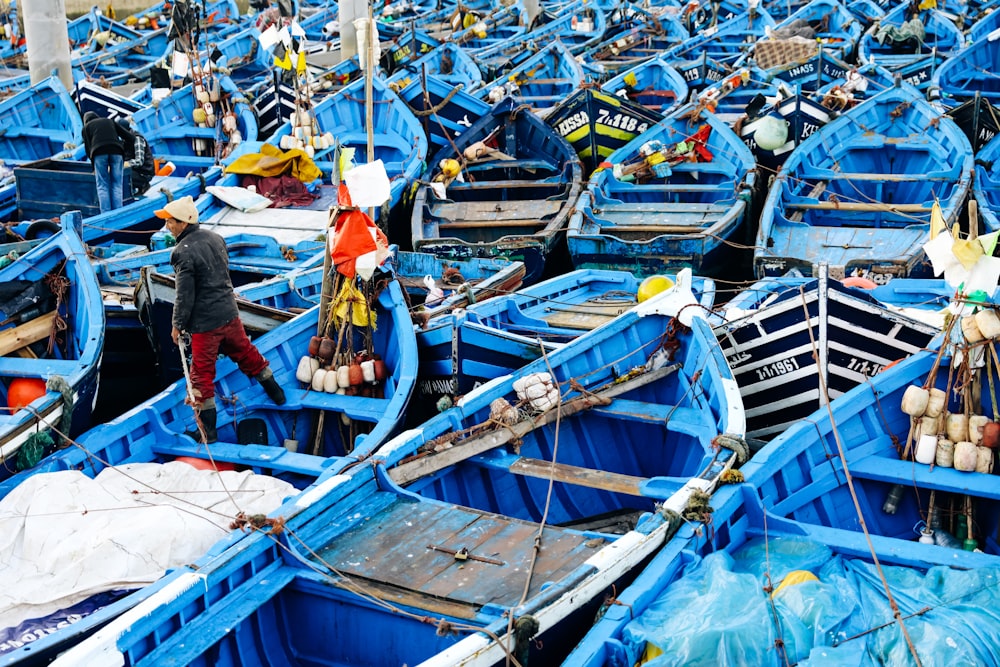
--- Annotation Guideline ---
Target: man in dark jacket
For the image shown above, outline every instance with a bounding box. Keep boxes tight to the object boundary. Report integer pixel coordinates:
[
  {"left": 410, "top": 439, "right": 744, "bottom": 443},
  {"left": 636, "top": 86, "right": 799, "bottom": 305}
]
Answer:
[
  {"left": 116, "top": 118, "right": 155, "bottom": 196},
  {"left": 155, "top": 196, "right": 286, "bottom": 443},
  {"left": 82, "top": 111, "right": 125, "bottom": 212}
]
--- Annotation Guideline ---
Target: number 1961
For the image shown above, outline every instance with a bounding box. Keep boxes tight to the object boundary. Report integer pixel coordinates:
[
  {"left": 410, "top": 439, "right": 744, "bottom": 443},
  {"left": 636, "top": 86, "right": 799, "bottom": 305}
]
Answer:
[{"left": 755, "top": 356, "right": 800, "bottom": 381}]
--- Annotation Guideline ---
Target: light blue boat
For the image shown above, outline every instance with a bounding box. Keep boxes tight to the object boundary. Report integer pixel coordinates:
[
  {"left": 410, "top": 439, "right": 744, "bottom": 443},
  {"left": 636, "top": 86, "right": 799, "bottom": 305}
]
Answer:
[
  {"left": 754, "top": 82, "right": 974, "bottom": 279},
  {"left": 413, "top": 268, "right": 716, "bottom": 418},
  {"left": 567, "top": 104, "right": 757, "bottom": 278}
]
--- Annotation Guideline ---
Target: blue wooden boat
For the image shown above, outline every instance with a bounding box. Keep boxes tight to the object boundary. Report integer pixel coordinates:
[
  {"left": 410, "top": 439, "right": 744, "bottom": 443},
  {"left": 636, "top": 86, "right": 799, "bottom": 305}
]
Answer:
[
  {"left": 739, "top": 88, "right": 837, "bottom": 169},
  {"left": 741, "top": 337, "right": 1000, "bottom": 560},
  {"left": 968, "top": 6, "right": 1000, "bottom": 42},
  {"left": 0, "top": 75, "right": 81, "bottom": 166},
  {"left": 567, "top": 104, "right": 757, "bottom": 279},
  {"left": 714, "top": 269, "right": 939, "bottom": 442},
  {"left": 931, "top": 31, "right": 1000, "bottom": 104},
  {"left": 581, "top": 5, "right": 688, "bottom": 78},
  {"left": 755, "top": 82, "right": 974, "bottom": 280},
  {"left": 386, "top": 41, "right": 484, "bottom": 93},
  {"left": 394, "top": 249, "right": 526, "bottom": 318},
  {"left": 66, "top": 7, "right": 149, "bottom": 53},
  {"left": 0, "top": 288, "right": 413, "bottom": 664},
  {"left": 410, "top": 96, "right": 584, "bottom": 285},
  {"left": 122, "top": 0, "right": 241, "bottom": 34},
  {"left": 379, "top": 25, "right": 442, "bottom": 75},
  {"left": 45, "top": 282, "right": 745, "bottom": 667},
  {"left": 747, "top": 0, "right": 862, "bottom": 69},
  {"left": 598, "top": 57, "right": 689, "bottom": 116},
  {"left": 547, "top": 88, "right": 665, "bottom": 175},
  {"left": 396, "top": 75, "right": 491, "bottom": 153},
  {"left": 670, "top": 52, "right": 731, "bottom": 95},
  {"left": 97, "top": 233, "right": 324, "bottom": 288},
  {"left": 69, "top": 25, "right": 171, "bottom": 88},
  {"left": 130, "top": 73, "right": 258, "bottom": 169},
  {"left": 847, "top": 0, "right": 886, "bottom": 26},
  {"left": 266, "top": 76, "right": 427, "bottom": 213},
  {"left": 474, "top": 0, "right": 607, "bottom": 75},
  {"left": 664, "top": 9, "right": 777, "bottom": 69},
  {"left": 563, "top": 479, "right": 1000, "bottom": 666},
  {"left": 412, "top": 268, "right": 717, "bottom": 419},
  {"left": 475, "top": 40, "right": 585, "bottom": 113},
  {"left": 0, "top": 213, "right": 103, "bottom": 478},
  {"left": 234, "top": 249, "right": 527, "bottom": 322},
  {"left": 857, "top": 6, "right": 962, "bottom": 73},
  {"left": 447, "top": 0, "right": 529, "bottom": 55}
]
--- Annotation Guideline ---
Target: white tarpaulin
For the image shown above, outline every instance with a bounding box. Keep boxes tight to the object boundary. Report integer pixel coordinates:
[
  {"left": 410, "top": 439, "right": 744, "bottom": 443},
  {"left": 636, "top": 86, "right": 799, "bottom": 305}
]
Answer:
[{"left": 0, "top": 462, "right": 295, "bottom": 631}]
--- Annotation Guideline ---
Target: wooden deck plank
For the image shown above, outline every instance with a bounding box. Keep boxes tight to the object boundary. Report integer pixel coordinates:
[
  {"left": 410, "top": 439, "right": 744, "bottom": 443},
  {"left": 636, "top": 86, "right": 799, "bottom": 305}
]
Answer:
[
  {"left": 319, "top": 496, "right": 597, "bottom": 609},
  {"left": 509, "top": 457, "right": 648, "bottom": 496}
]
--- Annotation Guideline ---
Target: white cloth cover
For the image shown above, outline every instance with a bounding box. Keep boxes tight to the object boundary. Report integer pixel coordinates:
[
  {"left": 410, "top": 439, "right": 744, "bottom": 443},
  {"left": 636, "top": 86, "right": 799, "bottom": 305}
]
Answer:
[{"left": 0, "top": 462, "right": 295, "bottom": 630}]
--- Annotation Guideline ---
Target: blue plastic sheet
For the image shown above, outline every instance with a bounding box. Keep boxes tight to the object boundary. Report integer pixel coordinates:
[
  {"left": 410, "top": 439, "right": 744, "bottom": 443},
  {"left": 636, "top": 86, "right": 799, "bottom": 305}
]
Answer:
[{"left": 621, "top": 536, "right": 1000, "bottom": 666}]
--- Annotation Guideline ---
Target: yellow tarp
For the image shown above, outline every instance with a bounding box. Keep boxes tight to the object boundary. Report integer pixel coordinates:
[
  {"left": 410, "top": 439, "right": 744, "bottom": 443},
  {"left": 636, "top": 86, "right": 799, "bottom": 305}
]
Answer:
[{"left": 224, "top": 144, "right": 323, "bottom": 183}]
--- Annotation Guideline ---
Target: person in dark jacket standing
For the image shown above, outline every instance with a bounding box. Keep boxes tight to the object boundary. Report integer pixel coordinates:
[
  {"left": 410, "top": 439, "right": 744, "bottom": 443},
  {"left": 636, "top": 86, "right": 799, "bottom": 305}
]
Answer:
[
  {"left": 82, "top": 111, "right": 125, "bottom": 212},
  {"left": 116, "top": 118, "right": 155, "bottom": 196},
  {"left": 156, "top": 196, "right": 286, "bottom": 443}
]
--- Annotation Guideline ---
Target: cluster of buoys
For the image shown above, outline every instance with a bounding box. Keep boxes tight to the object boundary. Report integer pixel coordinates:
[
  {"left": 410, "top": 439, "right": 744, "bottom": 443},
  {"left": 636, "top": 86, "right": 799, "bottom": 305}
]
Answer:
[
  {"left": 902, "top": 385, "right": 995, "bottom": 473},
  {"left": 295, "top": 335, "right": 388, "bottom": 399},
  {"left": 514, "top": 372, "right": 559, "bottom": 411},
  {"left": 191, "top": 76, "right": 222, "bottom": 155},
  {"left": 960, "top": 307, "right": 1000, "bottom": 343},
  {"left": 278, "top": 108, "right": 335, "bottom": 157}
]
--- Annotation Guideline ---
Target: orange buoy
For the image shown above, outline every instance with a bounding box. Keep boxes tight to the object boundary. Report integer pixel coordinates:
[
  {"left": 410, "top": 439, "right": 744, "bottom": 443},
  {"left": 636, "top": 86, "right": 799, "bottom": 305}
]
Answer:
[
  {"left": 7, "top": 378, "right": 47, "bottom": 410},
  {"left": 175, "top": 456, "right": 235, "bottom": 471},
  {"left": 842, "top": 276, "right": 877, "bottom": 289}
]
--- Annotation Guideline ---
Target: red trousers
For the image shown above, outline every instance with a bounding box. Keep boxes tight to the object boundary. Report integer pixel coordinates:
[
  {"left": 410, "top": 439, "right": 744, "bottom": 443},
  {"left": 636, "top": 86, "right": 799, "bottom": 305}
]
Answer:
[{"left": 189, "top": 317, "right": 268, "bottom": 402}]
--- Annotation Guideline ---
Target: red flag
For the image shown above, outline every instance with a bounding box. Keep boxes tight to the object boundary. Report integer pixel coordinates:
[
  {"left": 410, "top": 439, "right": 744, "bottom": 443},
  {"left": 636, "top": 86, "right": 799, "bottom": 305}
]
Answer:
[{"left": 330, "top": 208, "right": 388, "bottom": 278}]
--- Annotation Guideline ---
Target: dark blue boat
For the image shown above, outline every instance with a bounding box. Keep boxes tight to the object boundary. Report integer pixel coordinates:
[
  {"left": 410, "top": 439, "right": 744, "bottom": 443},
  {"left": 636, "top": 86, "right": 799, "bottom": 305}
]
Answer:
[
  {"left": 714, "top": 269, "right": 939, "bottom": 441},
  {"left": 0, "top": 213, "right": 103, "bottom": 478},
  {"left": 45, "top": 282, "right": 745, "bottom": 667},
  {"left": 411, "top": 96, "right": 584, "bottom": 285}
]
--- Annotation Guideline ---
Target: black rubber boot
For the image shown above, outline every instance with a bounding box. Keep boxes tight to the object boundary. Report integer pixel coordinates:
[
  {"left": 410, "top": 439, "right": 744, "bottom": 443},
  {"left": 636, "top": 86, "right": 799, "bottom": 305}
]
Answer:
[
  {"left": 198, "top": 407, "right": 218, "bottom": 444},
  {"left": 184, "top": 406, "right": 217, "bottom": 444},
  {"left": 257, "top": 368, "right": 286, "bottom": 405}
]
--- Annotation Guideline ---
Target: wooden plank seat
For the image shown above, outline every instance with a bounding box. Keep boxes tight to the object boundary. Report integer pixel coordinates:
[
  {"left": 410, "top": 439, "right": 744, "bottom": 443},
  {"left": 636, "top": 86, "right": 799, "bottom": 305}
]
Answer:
[
  {"left": 465, "top": 159, "right": 556, "bottom": 172},
  {"left": 0, "top": 127, "right": 73, "bottom": 139},
  {"left": 432, "top": 199, "right": 564, "bottom": 228},
  {"left": 290, "top": 391, "right": 392, "bottom": 422},
  {"left": 800, "top": 172, "right": 957, "bottom": 182},
  {"left": 0, "top": 358, "right": 79, "bottom": 377},
  {"left": 149, "top": 126, "right": 217, "bottom": 140},
  {"left": 463, "top": 452, "right": 688, "bottom": 499},
  {"left": 444, "top": 181, "right": 568, "bottom": 192},
  {"left": 785, "top": 201, "right": 930, "bottom": 212},
  {"left": 848, "top": 454, "right": 1000, "bottom": 501},
  {"left": 591, "top": 398, "right": 716, "bottom": 436},
  {"left": 600, "top": 201, "right": 730, "bottom": 213},
  {"left": 151, "top": 440, "right": 335, "bottom": 476},
  {"left": 606, "top": 183, "right": 732, "bottom": 193}
]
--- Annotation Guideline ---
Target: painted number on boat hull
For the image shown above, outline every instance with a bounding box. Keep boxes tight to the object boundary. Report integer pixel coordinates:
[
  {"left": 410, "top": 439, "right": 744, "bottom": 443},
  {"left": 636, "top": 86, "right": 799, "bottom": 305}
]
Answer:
[
  {"left": 847, "top": 357, "right": 885, "bottom": 378},
  {"left": 754, "top": 356, "right": 800, "bottom": 381}
]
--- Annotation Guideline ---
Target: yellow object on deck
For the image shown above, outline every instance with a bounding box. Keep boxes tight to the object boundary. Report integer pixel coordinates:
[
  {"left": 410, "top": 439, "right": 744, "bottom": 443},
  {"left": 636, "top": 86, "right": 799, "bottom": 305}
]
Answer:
[
  {"left": 771, "top": 570, "right": 819, "bottom": 598},
  {"left": 224, "top": 143, "right": 323, "bottom": 183}
]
